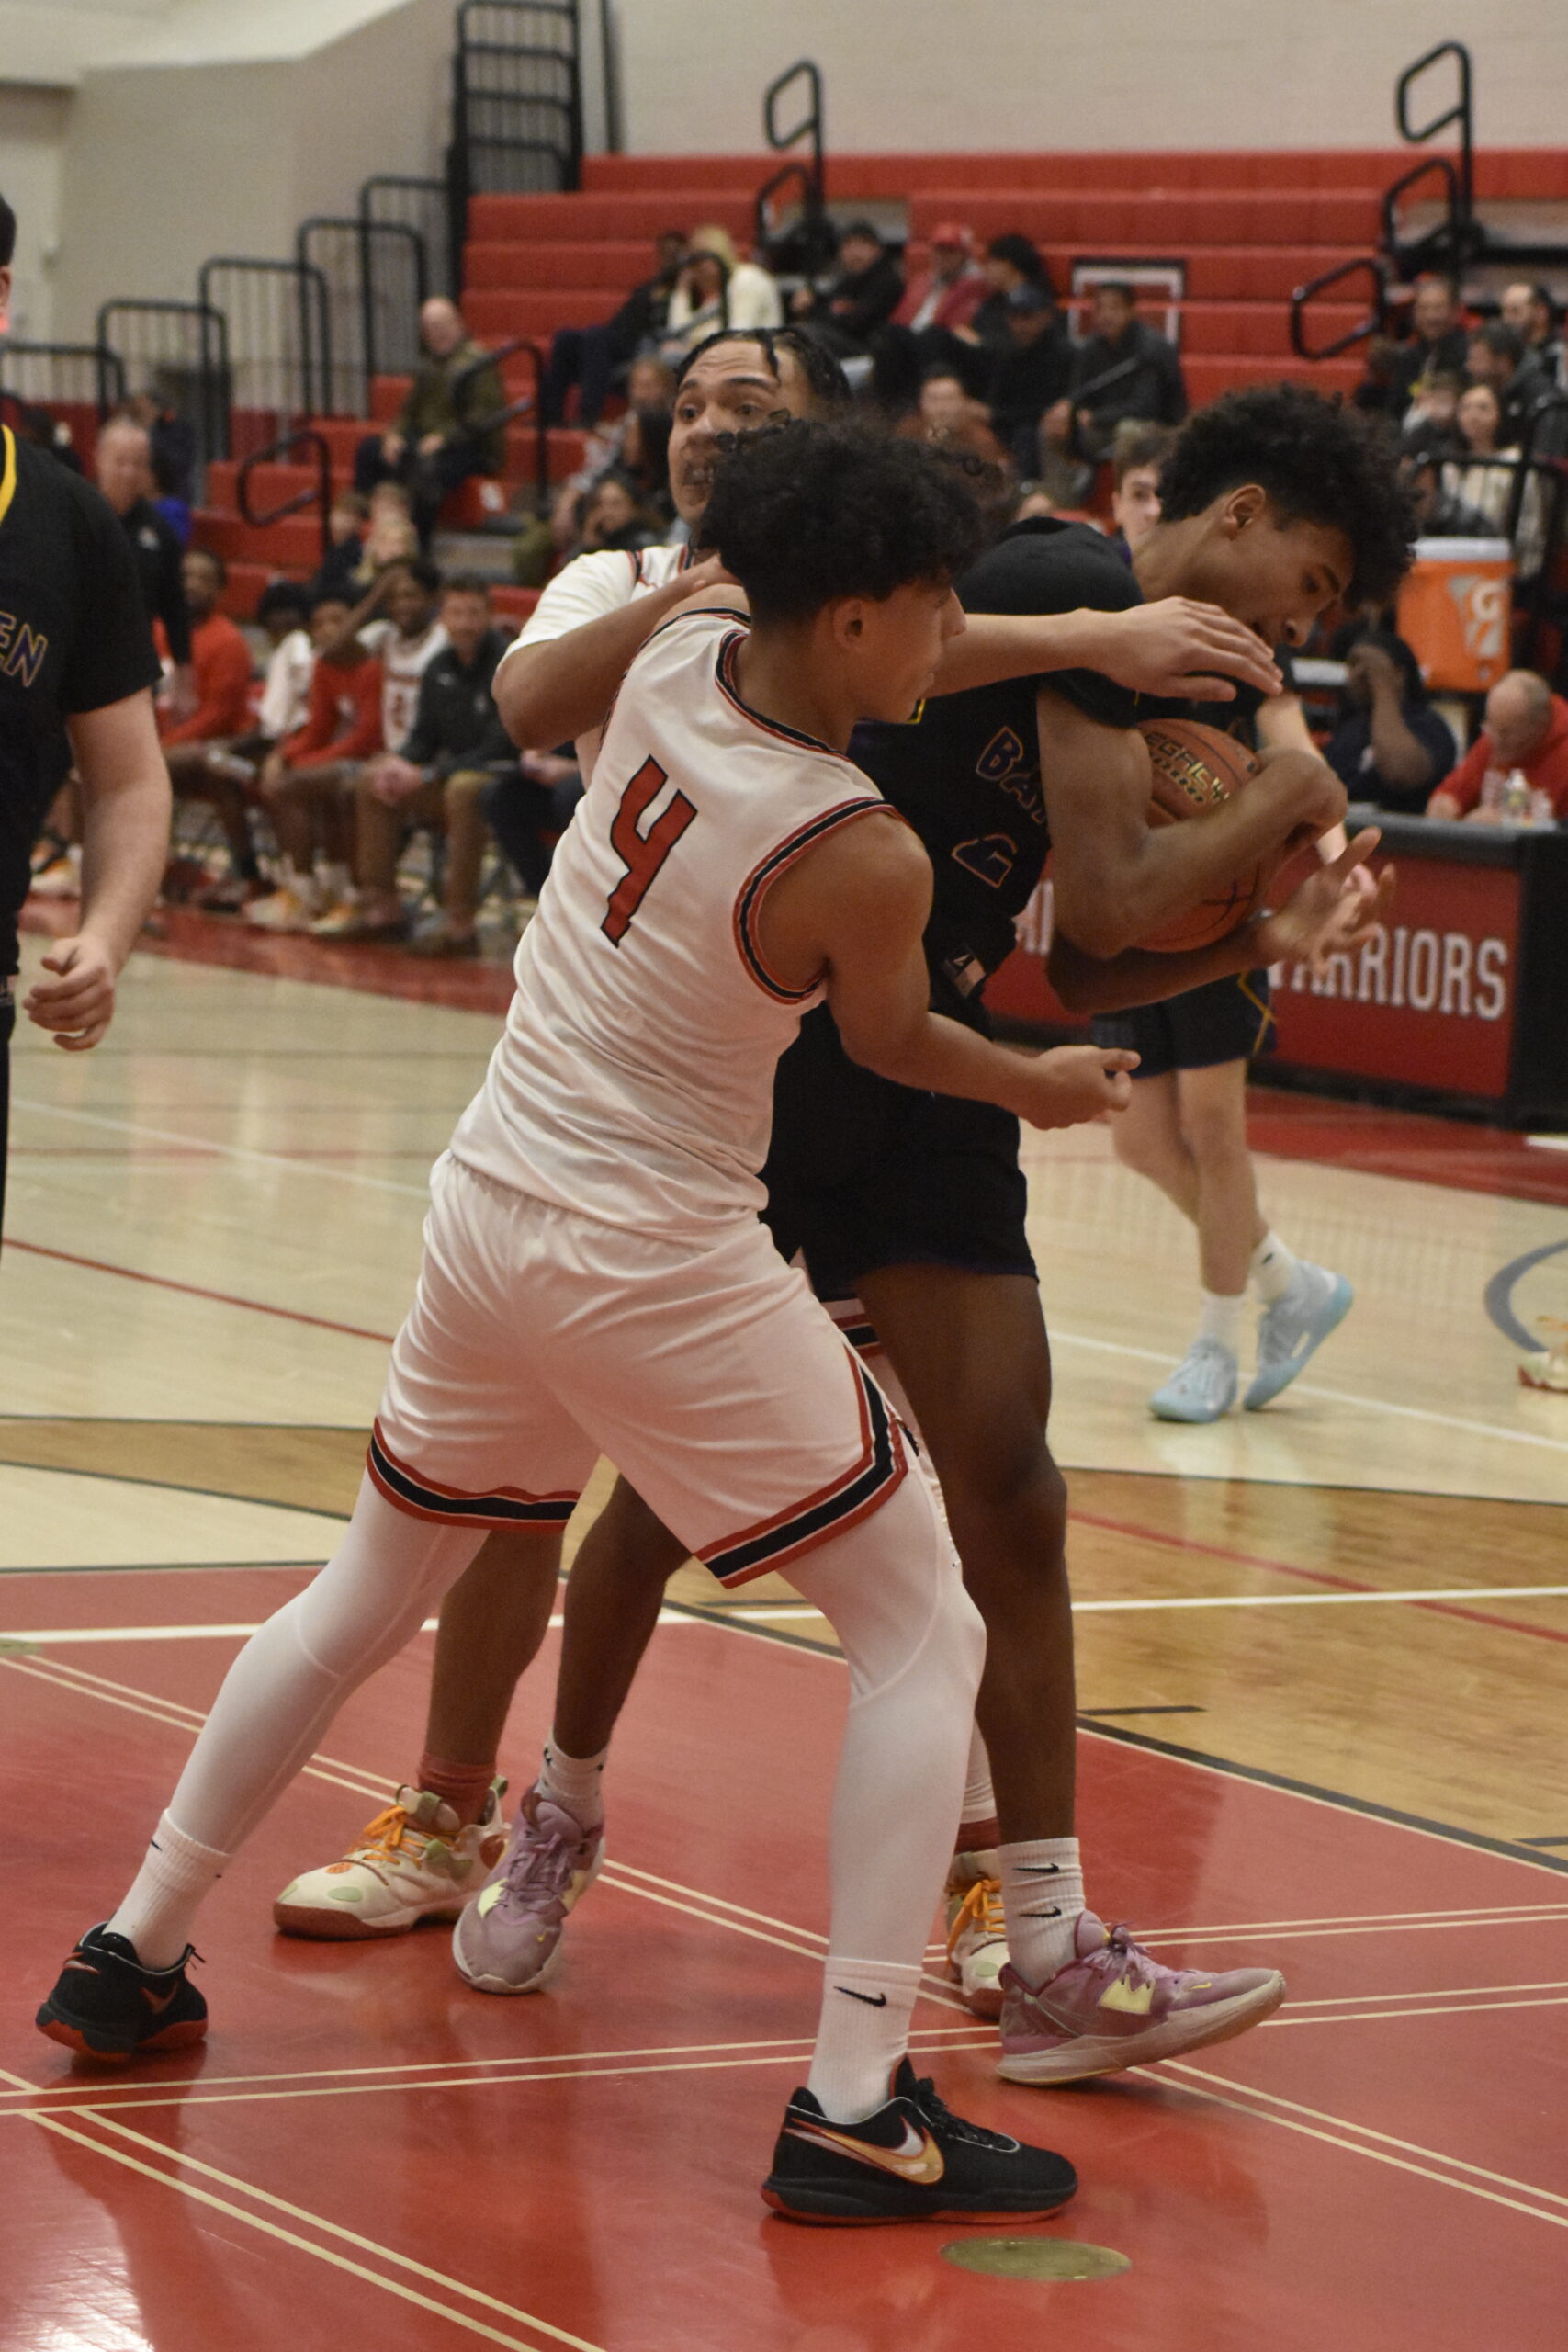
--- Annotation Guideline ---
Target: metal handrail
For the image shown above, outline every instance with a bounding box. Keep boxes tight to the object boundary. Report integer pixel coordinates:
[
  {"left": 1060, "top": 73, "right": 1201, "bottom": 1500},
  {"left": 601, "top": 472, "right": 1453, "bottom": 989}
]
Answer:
[
  {"left": 764, "top": 58, "right": 823, "bottom": 164},
  {"left": 757, "top": 59, "right": 827, "bottom": 265},
  {"left": 1395, "top": 40, "right": 1473, "bottom": 219},
  {"left": 1290, "top": 254, "right": 1387, "bottom": 362},
  {"left": 237, "top": 424, "right": 334, "bottom": 560},
  {"left": 0, "top": 337, "right": 126, "bottom": 416},
  {"left": 362, "top": 174, "right": 458, "bottom": 297},
  {"left": 755, "top": 158, "right": 818, "bottom": 246},
  {"left": 1381, "top": 153, "right": 1472, "bottom": 274},
  {"left": 297, "top": 216, "right": 427, "bottom": 397},
  {"left": 452, "top": 333, "right": 548, "bottom": 509},
  {"left": 452, "top": 0, "right": 583, "bottom": 198},
  {"left": 96, "top": 298, "right": 231, "bottom": 459},
  {"left": 197, "top": 255, "right": 334, "bottom": 419}
]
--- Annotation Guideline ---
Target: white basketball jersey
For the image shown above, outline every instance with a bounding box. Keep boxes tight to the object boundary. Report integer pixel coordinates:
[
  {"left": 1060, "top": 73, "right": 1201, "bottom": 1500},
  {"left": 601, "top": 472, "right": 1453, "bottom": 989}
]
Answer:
[
  {"left": 450, "top": 606, "right": 897, "bottom": 1238},
  {"left": 498, "top": 542, "right": 694, "bottom": 778}
]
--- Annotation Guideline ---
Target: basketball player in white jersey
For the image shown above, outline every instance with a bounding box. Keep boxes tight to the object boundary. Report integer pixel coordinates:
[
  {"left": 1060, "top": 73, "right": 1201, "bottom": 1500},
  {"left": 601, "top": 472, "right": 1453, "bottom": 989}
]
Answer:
[{"left": 39, "top": 421, "right": 1152, "bottom": 2223}]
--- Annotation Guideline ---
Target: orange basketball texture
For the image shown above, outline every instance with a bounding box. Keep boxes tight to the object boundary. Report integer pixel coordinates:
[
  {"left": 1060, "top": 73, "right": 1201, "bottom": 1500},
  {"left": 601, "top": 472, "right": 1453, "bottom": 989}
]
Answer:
[{"left": 1137, "top": 718, "right": 1269, "bottom": 953}]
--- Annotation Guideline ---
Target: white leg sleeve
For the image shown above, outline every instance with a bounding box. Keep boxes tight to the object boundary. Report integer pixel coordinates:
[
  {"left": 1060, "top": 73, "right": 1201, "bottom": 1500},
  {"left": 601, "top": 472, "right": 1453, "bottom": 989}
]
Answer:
[
  {"left": 790, "top": 1462, "right": 986, "bottom": 1969},
  {"left": 164, "top": 1476, "right": 484, "bottom": 1855}
]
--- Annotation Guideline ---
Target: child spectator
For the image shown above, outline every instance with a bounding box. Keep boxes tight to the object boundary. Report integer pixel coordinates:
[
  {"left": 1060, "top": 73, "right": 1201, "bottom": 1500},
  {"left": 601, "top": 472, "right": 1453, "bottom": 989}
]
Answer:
[
  {"left": 1108, "top": 426, "right": 1175, "bottom": 554},
  {"left": 320, "top": 576, "right": 517, "bottom": 955},
  {"left": 306, "top": 490, "right": 369, "bottom": 605},
  {"left": 245, "top": 597, "right": 382, "bottom": 933},
  {"left": 167, "top": 579, "right": 315, "bottom": 910}
]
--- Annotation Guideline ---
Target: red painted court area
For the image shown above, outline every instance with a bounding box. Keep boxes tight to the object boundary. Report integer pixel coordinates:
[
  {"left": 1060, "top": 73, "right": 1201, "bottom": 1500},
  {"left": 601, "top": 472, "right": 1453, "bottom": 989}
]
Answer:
[{"left": 3, "top": 1566, "right": 1566, "bottom": 2352}]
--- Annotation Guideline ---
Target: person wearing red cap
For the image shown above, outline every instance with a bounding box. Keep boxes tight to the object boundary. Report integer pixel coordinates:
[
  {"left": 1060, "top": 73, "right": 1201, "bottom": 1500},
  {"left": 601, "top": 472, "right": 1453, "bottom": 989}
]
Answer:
[{"left": 873, "top": 223, "right": 987, "bottom": 410}]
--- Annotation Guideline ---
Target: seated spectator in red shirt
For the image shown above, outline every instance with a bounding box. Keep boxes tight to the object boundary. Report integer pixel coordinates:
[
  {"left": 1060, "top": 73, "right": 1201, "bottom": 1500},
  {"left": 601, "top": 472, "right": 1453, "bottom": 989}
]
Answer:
[
  {"left": 246, "top": 595, "right": 382, "bottom": 933},
  {"left": 164, "top": 574, "right": 316, "bottom": 910},
  {"left": 157, "top": 548, "right": 251, "bottom": 745},
  {"left": 1427, "top": 670, "right": 1568, "bottom": 822},
  {"left": 871, "top": 222, "right": 984, "bottom": 410}
]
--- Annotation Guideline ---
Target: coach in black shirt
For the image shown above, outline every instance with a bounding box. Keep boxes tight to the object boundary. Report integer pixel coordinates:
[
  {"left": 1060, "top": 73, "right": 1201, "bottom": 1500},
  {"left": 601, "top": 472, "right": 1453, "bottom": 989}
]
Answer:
[
  {"left": 94, "top": 413, "right": 191, "bottom": 669},
  {"left": 0, "top": 192, "right": 172, "bottom": 1231}
]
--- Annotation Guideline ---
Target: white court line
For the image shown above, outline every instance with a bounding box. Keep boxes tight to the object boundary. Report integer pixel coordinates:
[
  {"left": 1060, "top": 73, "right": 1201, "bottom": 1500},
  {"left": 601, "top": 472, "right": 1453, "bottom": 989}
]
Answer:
[
  {"left": 14, "top": 1091, "right": 1568, "bottom": 1459},
  {"left": 1526, "top": 1136, "right": 1568, "bottom": 1152},
  {"left": 1048, "top": 1325, "right": 1568, "bottom": 1456},
  {"left": 11, "top": 1581, "right": 1568, "bottom": 1647},
  {"left": 11, "top": 1096, "right": 432, "bottom": 1200}
]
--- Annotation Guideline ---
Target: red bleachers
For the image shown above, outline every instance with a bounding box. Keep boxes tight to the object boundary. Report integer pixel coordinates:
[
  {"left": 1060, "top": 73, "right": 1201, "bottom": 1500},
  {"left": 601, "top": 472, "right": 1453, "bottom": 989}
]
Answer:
[{"left": 197, "top": 144, "right": 1568, "bottom": 612}]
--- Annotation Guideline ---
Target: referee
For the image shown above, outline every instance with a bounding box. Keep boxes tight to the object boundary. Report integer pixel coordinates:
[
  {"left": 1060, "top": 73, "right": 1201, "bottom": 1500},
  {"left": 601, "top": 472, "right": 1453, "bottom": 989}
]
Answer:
[{"left": 0, "top": 191, "right": 172, "bottom": 1236}]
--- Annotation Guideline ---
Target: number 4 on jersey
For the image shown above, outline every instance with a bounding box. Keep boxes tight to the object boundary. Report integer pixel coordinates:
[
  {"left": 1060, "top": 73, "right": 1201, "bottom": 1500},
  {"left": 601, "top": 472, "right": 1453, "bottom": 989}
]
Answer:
[{"left": 602, "top": 756, "right": 698, "bottom": 944}]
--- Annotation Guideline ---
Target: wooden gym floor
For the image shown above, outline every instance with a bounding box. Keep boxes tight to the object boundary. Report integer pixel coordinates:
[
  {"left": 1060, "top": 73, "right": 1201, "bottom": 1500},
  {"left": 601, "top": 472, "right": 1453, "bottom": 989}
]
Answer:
[{"left": 1, "top": 922, "right": 1565, "bottom": 2351}]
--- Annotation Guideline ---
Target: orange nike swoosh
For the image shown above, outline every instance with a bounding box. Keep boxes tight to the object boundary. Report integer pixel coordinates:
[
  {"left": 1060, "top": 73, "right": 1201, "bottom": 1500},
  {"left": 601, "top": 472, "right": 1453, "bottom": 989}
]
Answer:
[
  {"left": 140, "top": 1984, "right": 178, "bottom": 2015},
  {"left": 785, "top": 2118, "right": 945, "bottom": 2186}
]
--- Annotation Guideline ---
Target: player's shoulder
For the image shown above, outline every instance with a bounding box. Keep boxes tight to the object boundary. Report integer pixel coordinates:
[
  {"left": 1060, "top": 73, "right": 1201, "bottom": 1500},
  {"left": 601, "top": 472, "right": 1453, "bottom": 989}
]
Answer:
[
  {"left": 13, "top": 435, "right": 113, "bottom": 539},
  {"left": 959, "top": 515, "right": 1138, "bottom": 618}
]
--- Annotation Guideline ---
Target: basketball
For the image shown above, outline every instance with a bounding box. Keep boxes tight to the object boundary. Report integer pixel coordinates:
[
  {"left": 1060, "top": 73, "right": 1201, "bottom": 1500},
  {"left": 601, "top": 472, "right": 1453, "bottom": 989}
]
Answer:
[{"left": 1137, "top": 718, "right": 1269, "bottom": 952}]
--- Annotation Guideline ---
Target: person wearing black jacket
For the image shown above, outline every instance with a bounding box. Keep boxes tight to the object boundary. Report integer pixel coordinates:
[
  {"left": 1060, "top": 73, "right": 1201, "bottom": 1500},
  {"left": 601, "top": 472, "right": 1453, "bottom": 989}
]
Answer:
[
  {"left": 94, "top": 416, "right": 191, "bottom": 670},
  {"left": 988, "top": 282, "right": 1074, "bottom": 471},
  {"left": 790, "top": 221, "right": 905, "bottom": 359},
  {"left": 1045, "top": 282, "right": 1188, "bottom": 467},
  {"left": 337, "top": 576, "right": 516, "bottom": 956},
  {"left": 542, "top": 231, "right": 688, "bottom": 427}
]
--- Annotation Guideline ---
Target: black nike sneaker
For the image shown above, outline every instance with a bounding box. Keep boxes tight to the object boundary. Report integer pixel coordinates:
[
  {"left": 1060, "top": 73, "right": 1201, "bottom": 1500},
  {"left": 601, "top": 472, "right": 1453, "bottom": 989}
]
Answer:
[
  {"left": 762, "top": 2057, "right": 1077, "bottom": 2224},
  {"left": 37, "top": 1925, "right": 208, "bottom": 2064}
]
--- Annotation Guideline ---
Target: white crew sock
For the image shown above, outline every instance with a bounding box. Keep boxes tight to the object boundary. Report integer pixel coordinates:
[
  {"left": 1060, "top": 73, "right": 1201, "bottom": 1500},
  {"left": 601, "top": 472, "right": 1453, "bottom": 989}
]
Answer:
[
  {"left": 537, "top": 1738, "right": 607, "bottom": 1830},
  {"left": 807, "top": 1958, "right": 923, "bottom": 2122},
  {"left": 107, "top": 1811, "right": 230, "bottom": 1972},
  {"left": 1198, "top": 1290, "right": 1244, "bottom": 1349},
  {"left": 960, "top": 1724, "right": 997, "bottom": 1832},
  {"left": 318, "top": 860, "right": 353, "bottom": 901},
  {"left": 1249, "top": 1230, "right": 1298, "bottom": 1305},
  {"left": 998, "top": 1836, "right": 1086, "bottom": 1988}
]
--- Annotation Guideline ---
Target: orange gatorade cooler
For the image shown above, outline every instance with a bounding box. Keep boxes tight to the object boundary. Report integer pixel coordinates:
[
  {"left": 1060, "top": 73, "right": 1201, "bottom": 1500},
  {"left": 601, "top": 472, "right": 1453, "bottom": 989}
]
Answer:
[{"left": 1396, "top": 536, "right": 1514, "bottom": 692}]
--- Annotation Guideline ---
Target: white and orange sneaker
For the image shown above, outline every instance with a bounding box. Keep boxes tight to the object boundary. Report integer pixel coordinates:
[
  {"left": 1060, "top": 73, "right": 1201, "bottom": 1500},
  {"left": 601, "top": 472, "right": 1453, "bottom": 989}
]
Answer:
[
  {"left": 944, "top": 1855, "right": 1010, "bottom": 2019},
  {"left": 998, "top": 1911, "right": 1285, "bottom": 2084},
  {"left": 273, "top": 1782, "right": 507, "bottom": 1939},
  {"left": 244, "top": 883, "right": 321, "bottom": 933}
]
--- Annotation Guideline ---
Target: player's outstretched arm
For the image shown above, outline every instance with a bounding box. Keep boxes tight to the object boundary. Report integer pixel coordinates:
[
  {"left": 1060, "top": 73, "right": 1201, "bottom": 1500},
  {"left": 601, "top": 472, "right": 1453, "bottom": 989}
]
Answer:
[
  {"left": 929, "top": 603, "right": 1282, "bottom": 705},
  {"left": 1038, "top": 686, "right": 1348, "bottom": 961},
  {"left": 760, "top": 815, "right": 1135, "bottom": 1131},
  {"left": 1050, "top": 828, "right": 1393, "bottom": 1013},
  {"left": 496, "top": 555, "right": 739, "bottom": 750},
  {"left": 25, "top": 690, "right": 172, "bottom": 1052}
]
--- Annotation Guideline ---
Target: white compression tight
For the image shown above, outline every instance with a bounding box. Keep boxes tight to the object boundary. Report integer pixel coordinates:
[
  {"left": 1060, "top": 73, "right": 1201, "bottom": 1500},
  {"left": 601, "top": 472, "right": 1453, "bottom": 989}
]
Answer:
[
  {"left": 109, "top": 1477, "right": 483, "bottom": 1960},
  {"left": 787, "top": 1459, "right": 986, "bottom": 2115}
]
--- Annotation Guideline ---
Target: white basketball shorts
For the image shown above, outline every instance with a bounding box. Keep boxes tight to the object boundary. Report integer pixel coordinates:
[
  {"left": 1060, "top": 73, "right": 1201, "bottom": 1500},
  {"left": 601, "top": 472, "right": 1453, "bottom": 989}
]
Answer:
[{"left": 369, "top": 1154, "right": 908, "bottom": 1586}]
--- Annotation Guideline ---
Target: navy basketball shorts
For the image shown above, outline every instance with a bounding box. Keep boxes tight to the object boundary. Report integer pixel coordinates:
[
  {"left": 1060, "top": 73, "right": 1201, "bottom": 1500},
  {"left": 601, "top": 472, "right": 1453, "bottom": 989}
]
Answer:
[{"left": 1088, "top": 970, "right": 1274, "bottom": 1082}]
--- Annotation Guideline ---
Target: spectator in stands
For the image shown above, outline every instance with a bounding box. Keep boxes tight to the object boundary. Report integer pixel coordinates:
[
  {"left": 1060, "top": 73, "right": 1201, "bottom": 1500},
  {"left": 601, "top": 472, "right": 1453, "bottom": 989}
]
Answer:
[
  {"left": 564, "top": 470, "right": 661, "bottom": 561},
  {"left": 943, "top": 232, "right": 1056, "bottom": 393},
  {"left": 246, "top": 595, "right": 382, "bottom": 933},
  {"left": 95, "top": 416, "right": 192, "bottom": 703},
  {"left": 322, "top": 575, "right": 515, "bottom": 956},
  {"left": 1401, "top": 368, "right": 1466, "bottom": 460},
  {"left": 1464, "top": 321, "right": 1551, "bottom": 445},
  {"left": 989, "top": 281, "right": 1074, "bottom": 474},
  {"left": 1401, "top": 447, "right": 1495, "bottom": 537},
  {"left": 157, "top": 548, "right": 251, "bottom": 748},
  {"left": 1500, "top": 280, "right": 1563, "bottom": 376},
  {"left": 1442, "top": 381, "right": 1548, "bottom": 569},
  {"left": 1044, "top": 280, "right": 1187, "bottom": 469},
  {"left": 793, "top": 220, "right": 905, "bottom": 372},
  {"left": 1428, "top": 670, "right": 1568, "bottom": 822},
  {"left": 1366, "top": 273, "right": 1469, "bottom": 415},
  {"left": 353, "top": 297, "right": 506, "bottom": 547},
  {"left": 121, "top": 387, "right": 197, "bottom": 524},
  {"left": 307, "top": 489, "right": 369, "bottom": 605},
  {"left": 541, "top": 230, "right": 687, "bottom": 428},
  {"left": 899, "top": 368, "right": 1006, "bottom": 466},
  {"left": 1109, "top": 425, "right": 1174, "bottom": 554},
  {"left": 866, "top": 221, "right": 981, "bottom": 408},
  {"left": 165, "top": 580, "right": 315, "bottom": 910},
  {"left": 1325, "top": 628, "right": 1457, "bottom": 815},
  {"left": 344, "top": 556, "right": 449, "bottom": 752},
  {"left": 483, "top": 749, "right": 582, "bottom": 903},
  {"left": 660, "top": 226, "right": 783, "bottom": 358}
]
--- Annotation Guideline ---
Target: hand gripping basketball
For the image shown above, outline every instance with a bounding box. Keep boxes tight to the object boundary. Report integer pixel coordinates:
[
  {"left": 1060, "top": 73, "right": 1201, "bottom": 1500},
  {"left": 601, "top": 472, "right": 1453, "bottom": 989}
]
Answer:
[{"left": 1135, "top": 718, "right": 1271, "bottom": 954}]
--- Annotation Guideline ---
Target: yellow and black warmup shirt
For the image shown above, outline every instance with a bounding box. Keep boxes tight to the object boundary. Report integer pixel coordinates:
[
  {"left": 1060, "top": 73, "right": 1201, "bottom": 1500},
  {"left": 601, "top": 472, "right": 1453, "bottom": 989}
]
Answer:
[{"left": 0, "top": 426, "right": 162, "bottom": 974}]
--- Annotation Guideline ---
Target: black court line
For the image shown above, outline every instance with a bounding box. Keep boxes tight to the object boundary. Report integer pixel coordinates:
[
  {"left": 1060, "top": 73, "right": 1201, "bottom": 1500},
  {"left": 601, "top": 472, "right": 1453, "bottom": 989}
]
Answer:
[
  {"left": 1080, "top": 1704, "right": 1206, "bottom": 1717},
  {"left": 664, "top": 1600, "right": 1568, "bottom": 1882},
  {"left": 1517, "top": 1833, "right": 1568, "bottom": 1848},
  {"left": 1483, "top": 1235, "right": 1568, "bottom": 1352}
]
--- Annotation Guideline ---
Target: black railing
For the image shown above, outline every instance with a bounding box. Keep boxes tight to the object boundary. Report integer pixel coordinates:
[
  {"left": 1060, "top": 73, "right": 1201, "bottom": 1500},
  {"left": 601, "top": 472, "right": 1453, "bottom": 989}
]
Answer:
[
  {"left": 1291, "top": 254, "right": 1387, "bottom": 362},
  {"left": 755, "top": 59, "right": 829, "bottom": 266},
  {"left": 298, "top": 217, "right": 427, "bottom": 416},
  {"left": 363, "top": 175, "right": 458, "bottom": 300},
  {"left": 237, "top": 424, "right": 335, "bottom": 562},
  {"left": 197, "top": 257, "right": 334, "bottom": 445},
  {"left": 596, "top": 0, "right": 622, "bottom": 153},
  {"left": 450, "top": 0, "right": 582, "bottom": 212},
  {"left": 0, "top": 337, "right": 124, "bottom": 422},
  {"left": 1395, "top": 40, "right": 1473, "bottom": 221},
  {"left": 1382, "top": 153, "right": 1474, "bottom": 278},
  {"left": 97, "top": 299, "right": 231, "bottom": 472},
  {"left": 452, "top": 332, "right": 547, "bottom": 511}
]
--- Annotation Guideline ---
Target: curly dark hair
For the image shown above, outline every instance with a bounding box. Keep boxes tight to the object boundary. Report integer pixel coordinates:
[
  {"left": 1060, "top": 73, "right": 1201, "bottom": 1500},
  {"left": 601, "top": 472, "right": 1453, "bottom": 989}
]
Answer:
[
  {"left": 674, "top": 326, "right": 852, "bottom": 414},
  {"left": 1158, "top": 384, "right": 1416, "bottom": 605},
  {"left": 703, "top": 419, "right": 988, "bottom": 623}
]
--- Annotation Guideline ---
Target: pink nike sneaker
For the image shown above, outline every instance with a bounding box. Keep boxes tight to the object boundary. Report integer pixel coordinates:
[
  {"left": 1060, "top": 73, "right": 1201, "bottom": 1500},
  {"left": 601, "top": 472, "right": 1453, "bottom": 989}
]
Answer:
[
  {"left": 451, "top": 1783, "right": 604, "bottom": 1994},
  {"left": 998, "top": 1911, "right": 1285, "bottom": 2084}
]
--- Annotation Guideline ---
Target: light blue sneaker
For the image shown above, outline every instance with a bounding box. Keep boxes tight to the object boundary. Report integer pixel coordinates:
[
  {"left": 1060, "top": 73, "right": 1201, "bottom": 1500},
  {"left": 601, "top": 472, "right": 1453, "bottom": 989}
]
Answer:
[
  {"left": 1148, "top": 1337, "right": 1238, "bottom": 1423},
  {"left": 1245, "top": 1262, "right": 1354, "bottom": 1410}
]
